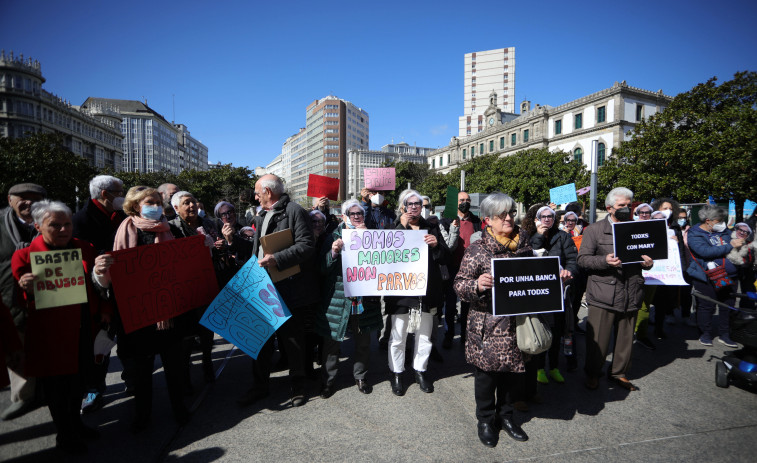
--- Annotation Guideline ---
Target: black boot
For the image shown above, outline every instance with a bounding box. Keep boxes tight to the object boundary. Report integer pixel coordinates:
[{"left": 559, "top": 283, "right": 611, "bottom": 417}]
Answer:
[
  {"left": 477, "top": 421, "right": 499, "bottom": 447},
  {"left": 501, "top": 415, "right": 528, "bottom": 442},
  {"left": 390, "top": 373, "right": 404, "bottom": 396},
  {"left": 414, "top": 370, "right": 434, "bottom": 393}
]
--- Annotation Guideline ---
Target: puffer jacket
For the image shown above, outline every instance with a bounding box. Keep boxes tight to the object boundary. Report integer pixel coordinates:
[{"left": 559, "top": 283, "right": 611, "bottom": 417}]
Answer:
[
  {"left": 686, "top": 223, "right": 738, "bottom": 283},
  {"left": 454, "top": 226, "right": 533, "bottom": 373},
  {"left": 315, "top": 224, "right": 383, "bottom": 341},
  {"left": 530, "top": 229, "right": 579, "bottom": 275},
  {"left": 577, "top": 216, "right": 645, "bottom": 313}
]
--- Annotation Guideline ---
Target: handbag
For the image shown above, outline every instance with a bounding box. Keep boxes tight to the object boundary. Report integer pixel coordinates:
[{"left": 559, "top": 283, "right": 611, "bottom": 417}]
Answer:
[
  {"left": 515, "top": 314, "right": 552, "bottom": 355},
  {"left": 690, "top": 252, "right": 733, "bottom": 290}
]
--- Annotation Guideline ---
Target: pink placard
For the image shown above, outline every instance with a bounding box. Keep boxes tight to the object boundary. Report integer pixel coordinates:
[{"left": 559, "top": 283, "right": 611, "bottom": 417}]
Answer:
[{"left": 364, "top": 168, "right": 396, "bottom": 191}]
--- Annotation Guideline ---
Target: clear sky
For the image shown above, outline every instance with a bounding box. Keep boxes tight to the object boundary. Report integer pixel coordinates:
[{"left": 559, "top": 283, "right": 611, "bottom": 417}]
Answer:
[{"left": 2, "top": 0, "right": 756, "bottom": 169}]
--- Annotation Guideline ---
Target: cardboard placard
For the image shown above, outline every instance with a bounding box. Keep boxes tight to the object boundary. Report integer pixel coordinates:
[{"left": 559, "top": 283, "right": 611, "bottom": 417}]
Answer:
[
  {"left": 307, "top": 174, "right": 339, "bottom": 201},
  {"left": 363, "top": 167, "right": 396, "bottom": 191},
  {"left": 549, "top": 183, "right": 578, "bottom": 205},
  {"left": 612, "top": 219, "right": 668, "bottom": 264},
  {"left": 443, "top": 186, "right": 460, "bottom": 219},
  {"left": 576, "top": 185, "right": 591, "bottom": 196},
  {"left": 491, "top": 256, "right": 564, "bottom": 317},
  {"left": 260, "top": 229, "right": 301, "bottom": 282},
  {"left": 341, "top": 229, "right": 428, "bottom": 297},
  {"left": 200, "top": 256, "right": 291, "bottom": 360},
  {"left": 30, "top": 249, "right": 88, "bottom": 309},
  {"left": 643, "top": 239, "right": 687, "bottom": 285},
  {"left": 109, "top": 235, "right": 219, "bottom": 334}
]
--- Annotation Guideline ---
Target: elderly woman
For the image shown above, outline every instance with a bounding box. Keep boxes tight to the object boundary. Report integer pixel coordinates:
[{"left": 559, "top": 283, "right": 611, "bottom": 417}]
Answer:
[
  {"left": 12, "top": 200, "right": 112, "bottom": 454},
  {"left": 103, "top": 186, "right": 190, "bottom": 432},
  {"left": 687, "top": 204, "right": 741, "bottom": 347},
  {"left": 727, "top": 222, "right": 756, "bottom": 309},
  {"left": 316, "top": 200, "right": 383, "bottom": 397},
  {"left": 385, "top": 189, "right": 449, "bottom": 396},
  {"left": 454, "top": 193, "right": 531, "bottom": 446}
]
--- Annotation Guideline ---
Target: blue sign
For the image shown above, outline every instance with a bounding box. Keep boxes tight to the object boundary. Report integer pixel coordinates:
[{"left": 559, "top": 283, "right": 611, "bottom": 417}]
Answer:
[
  {"left": 549, "top": 183, "right": 578, "bottom": 205},
  {"left": 200, "top": 256, "right": 291, "bottom": 359},
  {"left": 744, "top": 200, "right": 756, "bottom": 219}
]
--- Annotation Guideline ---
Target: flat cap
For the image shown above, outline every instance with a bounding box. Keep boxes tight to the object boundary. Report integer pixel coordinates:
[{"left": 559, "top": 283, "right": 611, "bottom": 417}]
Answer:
[{"left": 8, "top": 183, "right": 47, "bottom": 197}]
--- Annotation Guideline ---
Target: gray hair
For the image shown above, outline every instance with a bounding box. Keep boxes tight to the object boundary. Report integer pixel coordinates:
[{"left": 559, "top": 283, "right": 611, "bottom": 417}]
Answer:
[
  {"left": 309, "top": 209, "right": 327, "bottom": 223},
  {"left": 342, "top": 199, "right": 363, "bottom": 216},
  {"left": 213, "top": 201, "right": 235, "bottom": 217},
  {"left": 397, "top": 189, "right": 423, "bottom": 214},
  {"left": 605, "top": 187, "right": 634, "bottom": 207},
  {"left": 421, "top": 195, "right": 432, "bottom": 208},
  {"left": 480, "top": 193, "right": 515, "bottom": 219},
  {"left": 259, "top": 175, "right": 284, "bottom": 196},
  {"left": 171, "top": 191, "right": 196, "bottom": 208},
  {"left": 698, "top": 204, "right": 728, "bottom": 223},
  {"left": 89, "top": 175, "right": 123, "bottom": 199},
  {"left": 31, "top": 199, "right": 72, "bottom": 225}
]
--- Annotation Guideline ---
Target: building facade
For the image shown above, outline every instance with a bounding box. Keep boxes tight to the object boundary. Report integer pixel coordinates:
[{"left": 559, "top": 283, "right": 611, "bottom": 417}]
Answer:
[
  {"left": 174, "top": 123, "right": 209, "bottom": 172},
  {"left": 347, "top": 142, "right": 431, "bottom": 199},
  {"left": 432, "top": 81, "right": 672, "bottom": 174},
  {"left": 0, "top": 51, "right": 124, "bottom": 170},
  {"left": 458, "top": 47, "right": 516, "bottom": 138}
]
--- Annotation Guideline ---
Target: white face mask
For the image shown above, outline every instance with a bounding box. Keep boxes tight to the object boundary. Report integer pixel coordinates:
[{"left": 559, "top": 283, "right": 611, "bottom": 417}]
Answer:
[
  {"left": 112, "top": 196, "right": 125, "bottom": 211},
  {"left": 659, "top": 209, "right": 672, "bottom": 220},
  {"left": 421, "top": 208, "right": 430, "bottom": 219},
  {"left": 712, "top": 222, "right": 727, "bottom": 233},
  {"left": 371, "top": 194, "right": 384, "bottom": 206}
]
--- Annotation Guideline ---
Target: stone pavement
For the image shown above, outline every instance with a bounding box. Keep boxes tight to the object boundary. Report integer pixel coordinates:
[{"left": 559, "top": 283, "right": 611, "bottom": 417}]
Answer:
[{"left": 1, "top": 310, "right": 756, "bottom": 463}]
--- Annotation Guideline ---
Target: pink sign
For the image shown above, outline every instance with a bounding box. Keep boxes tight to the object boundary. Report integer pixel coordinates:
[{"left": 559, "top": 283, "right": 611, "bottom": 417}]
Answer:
[{"left": 364, "top": 168, "right": 396, "bottom": 191}]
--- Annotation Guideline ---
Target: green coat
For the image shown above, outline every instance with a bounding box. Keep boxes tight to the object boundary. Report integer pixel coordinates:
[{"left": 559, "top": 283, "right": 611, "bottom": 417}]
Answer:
[{"left": 315, "top": 224, "right": 383, "bottom": 341}]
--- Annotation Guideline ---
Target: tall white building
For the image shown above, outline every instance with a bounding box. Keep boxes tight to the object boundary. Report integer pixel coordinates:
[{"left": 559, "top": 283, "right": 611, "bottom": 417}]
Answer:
[{"left": 458, "top": 47, "right": 516, "bottom": 137}]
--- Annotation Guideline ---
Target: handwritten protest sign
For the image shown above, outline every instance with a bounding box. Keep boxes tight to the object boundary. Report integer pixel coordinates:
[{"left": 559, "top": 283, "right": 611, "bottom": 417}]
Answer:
[
  {"left": 341, "top": 229, "right": 428, "bottom": 297},
  {"left": 549, "top": 183, "right": 578, "bottom": 205},
  {"left": 612, "top": 219, "right": 668, "bottom": 264},
  {"left": 576, "top": 185, "right": 591, "bottom": 196},
  {"left": 30, "top": 249, "right": 88, "bottom": 309},
  {"left": 491, "top": 256, "right": 564, "bottom": 317},
  {"left": 744, "top": 200, "right": 757, "bottom": 219},
  {"left": 109, "top": 235, "right": 219, "bottom": 334},
  {"left": 200, "top": 256, "right": 291, "bottom": 359},
  {"left": 307, "top": 174, "right": 339, "bottom": 201},
  {"left": 364, "top": 168, "right": 396, "bottom": 191},
  {"left": 643, "top": 239, "right": 687, "bottom": 285},
  {"left": 443, "top": 186, "right": 459, "bottom": 219}
]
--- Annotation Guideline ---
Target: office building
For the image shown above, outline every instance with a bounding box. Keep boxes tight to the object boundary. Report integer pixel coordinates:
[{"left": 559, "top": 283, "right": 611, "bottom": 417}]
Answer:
[
  {"left": 458, "top": 47, "right": 516, "bottom": 138},
  {"left": 347, "top": 142, "right": 432, "bottom": 199}
]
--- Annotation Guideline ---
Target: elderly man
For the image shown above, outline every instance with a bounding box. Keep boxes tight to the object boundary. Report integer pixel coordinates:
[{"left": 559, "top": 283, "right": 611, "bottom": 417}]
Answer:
[
  {"left": 0, "top": 183, "right": 46, "bottom": 420},
  {"left": 578, "top": 187, "right": 653, "bottom": 391},
  {"left": 237, "top": 174, "right": 319, "bottom": 408},
  {"left": 157, "top": 183, "right": 178, "bottom": 220},
  {"left": 72, "top": 175, "right": 126, "bottom": 413}
]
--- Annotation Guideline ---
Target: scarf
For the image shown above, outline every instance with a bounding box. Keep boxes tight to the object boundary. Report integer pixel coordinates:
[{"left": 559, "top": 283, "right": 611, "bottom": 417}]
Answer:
[
  {"left": 113, "top": 215, "right": 173, "bottom": 251},
  {"left": 3, "top": 207, "right": 36, "bottom": 250},
  {"left": 487, "top": 227, "right": 520, "bottom": 251}
]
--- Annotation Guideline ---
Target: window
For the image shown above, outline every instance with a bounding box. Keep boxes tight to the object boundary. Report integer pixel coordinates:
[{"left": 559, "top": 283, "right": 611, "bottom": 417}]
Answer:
[
  {"left": 462, "top": 148, "right": 466, "bottom": 159},
  {"left": 489, "top": 140, "right": 494, "bottom": 152},
  {"left": 598, "top": 143, "right": 606, "bottom": 166},
  {"left": 575, "top": 113, "right": 582, "bottom": 129},
  {"left": 500, "top": 137, "right": 505, "bottom": 149},
  {"left": 597, "top": 106, "right": 606, "bottom": 123},
  {"left": 439, "top": 157, "right": 444, "bottom": 167},
  {"left": 471, "top": 145, "right": 475, "bottom": 156},
  {"left": 636, "top": 104, "right": 643, "bottom": 121},
  {"left": 432, "top": 159, "right": 436, "bottom": 168},
  {"left": 555, "top": 120, "right": 562, "bottom": 135},
  {"left": 480, "top": 143, "right": 484, "bottom": 154},
  {"left": 511, "top": 133, "right": 516, "bottom": 146},
  {"left": 523, "top": 129, "right": 529, "bottom": 142},
  {"left": 573, "top": 147, "right": 583, "bottom": 163}
]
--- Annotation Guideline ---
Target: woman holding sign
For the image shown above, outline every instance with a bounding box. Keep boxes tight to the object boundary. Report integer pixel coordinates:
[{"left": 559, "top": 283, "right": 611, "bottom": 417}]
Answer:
[
  {"left": 453, "top": 193, "right": 532, "bottom": 446},
  {"left": 385, "top": 189, "right": 449, "bottom": 396},
  {"left": 12, "top": 200, "right": 112, "bottom": 454}
]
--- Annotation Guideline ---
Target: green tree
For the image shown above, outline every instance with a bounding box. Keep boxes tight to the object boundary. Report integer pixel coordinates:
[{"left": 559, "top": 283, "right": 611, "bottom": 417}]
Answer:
[
  {"left": 177, "top": 164, "right": 257, "bottom": 212},
  {"left": 599, "top": 71, "right": 757, "bottom": 216},
  {"left": 0, "top": 133, "right": 97, "bottom": 209},
  {"left": 382, "top": 160, "right": 431, "bottom": 210}
]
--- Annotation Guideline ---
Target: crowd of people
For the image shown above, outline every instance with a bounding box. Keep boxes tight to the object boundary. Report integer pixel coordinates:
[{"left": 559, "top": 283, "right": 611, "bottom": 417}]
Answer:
[{"left": 0, "top": 175, "right": 755, "bottom": 454}]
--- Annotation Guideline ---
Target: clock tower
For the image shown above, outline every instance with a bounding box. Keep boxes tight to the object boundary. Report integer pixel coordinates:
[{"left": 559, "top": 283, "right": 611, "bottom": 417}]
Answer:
[{"left": 484, "top": 90, "right": 502, "bottom": 129}]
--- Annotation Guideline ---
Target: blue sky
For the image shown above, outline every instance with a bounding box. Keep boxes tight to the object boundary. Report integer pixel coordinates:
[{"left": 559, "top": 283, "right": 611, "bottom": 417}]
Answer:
[{"left": 2, "top": 0, "right": 756, "bottom": 169}]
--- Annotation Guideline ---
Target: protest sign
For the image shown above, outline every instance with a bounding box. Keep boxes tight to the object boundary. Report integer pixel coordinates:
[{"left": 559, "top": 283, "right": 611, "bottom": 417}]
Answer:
[
  {"left": 260, "top": 229, "right": 300, "bottom": 282},
  {"left": 109, "top": 235, "right": 219, "bottom": 334},
  {"left": 612, "top": 219, "right": 668, "bottom": 263},
  {"left": 307, "top": 174, "right": 339, "bottom": 201},
  {"left": 643, "top": 239, "right": 687, "bottom": 286},
  {"left": 744, "top": 200, "right": 757, "bottom": 219},
  {"left": 549, "top": 183, "right": 578, "bottom": 205},
  {"left": 443, "top": 186, "right": 459, "bottom": 219},
  {"left": 200, "top": 256, "right": 291, "bottom": 359},
  {"left": 576, "top": 185, "right": 591, "bottom": 196},
  {"left": 491, "top": 256, "right": 564, "bottom": 317},
  {"left": 30, "top": 249, "right": 88, "bottom": 309},
  {"left": 341, "top": 229, "right": 428, "bottom": 297},
  {"left": 363, "top": 167, "right": 396, "bottom": 191}
]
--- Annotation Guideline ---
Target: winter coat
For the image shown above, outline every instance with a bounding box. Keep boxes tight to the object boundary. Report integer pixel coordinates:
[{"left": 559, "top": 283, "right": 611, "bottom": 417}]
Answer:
[
  {"left": 577, "top": 216, "right": 645, "bottom": 313},
  {"left": 361, "top": 201, "right": 396, "bottom": 230},
  {"left": 384, "top": 216, "right": 450, "bottom": 315},
  {"left": 530, "top": 229, "right": 579, "bottom": 275},
  {"left": 72, "top": 199, "right": 126, "bottom": 255},
  {"left": 315, "top": 224, "right": 383, "bottom": 341},
  {"left": 685, "top": 224, "right": 738, "bottom": 283},
  {"left": 0, "top": 207, "right": 37, "bottom": 324},
  {"left": 454, "top": 226, "right": 532, "bottom": 373}
]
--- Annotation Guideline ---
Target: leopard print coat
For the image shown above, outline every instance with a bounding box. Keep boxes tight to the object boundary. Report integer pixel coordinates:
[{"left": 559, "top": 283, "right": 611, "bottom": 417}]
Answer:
[{"left": 454, "top": 226, "right": 533, "bottom": 372}]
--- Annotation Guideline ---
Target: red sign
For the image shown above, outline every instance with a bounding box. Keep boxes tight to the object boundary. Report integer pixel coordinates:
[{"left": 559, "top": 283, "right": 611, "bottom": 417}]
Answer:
[
  {"left": 364, "top": 168, "right": 396, "bottom": 191},
  {"left": 109, "top": 235, "right": 219, "bottom": 334},
  {"left": 307, "top": 174, "right": 340, "bottom": 200}
]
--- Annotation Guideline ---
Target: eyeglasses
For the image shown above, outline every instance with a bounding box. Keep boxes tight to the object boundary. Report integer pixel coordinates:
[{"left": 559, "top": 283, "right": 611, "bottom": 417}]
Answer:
[
  {"left": 458, "top": 199, "right": 471, "bottom": 203},
  {"left": 736, "top": 228, "right": 749, "bottom": 235},
  {"left": 565, "top": 219, "right": 577, "bottom": 224},
  {"left": 638, "top": 211, "right": 652, "bottom": 216},
  {"left": 347, "top": 212, "right": 364, "bottom": 218},
  {"left": 539, "top": 215, "right": 554, "bottom": 220},
  {"left": 406, "top": 201, "right": 422, "bottom": 208},
  {"left": 495, "top": 210, "right": 517, "bottom": 219},
  {"left": 219, "top": 211, "right": 235, "bottom": 218}
]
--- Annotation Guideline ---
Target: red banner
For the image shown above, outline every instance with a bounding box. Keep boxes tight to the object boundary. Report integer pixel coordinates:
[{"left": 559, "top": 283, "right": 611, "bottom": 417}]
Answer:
[
  {"left": 109, "top": 235, "right": 219, "bottom": 333},
  {"left": 307, "top": 174, "right": 340, "bottom": 200}
]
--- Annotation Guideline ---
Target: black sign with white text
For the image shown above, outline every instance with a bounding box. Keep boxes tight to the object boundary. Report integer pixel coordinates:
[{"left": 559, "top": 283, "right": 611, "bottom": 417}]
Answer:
[
  {"left": 612, "top": 219, "right": 668, "bottom": 263},
  {"left": 491, "top": 256, "right": 564, "bottom": 317}
]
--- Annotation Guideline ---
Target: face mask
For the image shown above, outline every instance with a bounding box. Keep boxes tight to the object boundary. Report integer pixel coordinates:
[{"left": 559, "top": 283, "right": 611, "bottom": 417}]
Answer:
[
  {"left": 421, "top": 209, "right": 430, "bottom": 219},
  {"left": 112, "top": 196, "right": 125, "bottom": 211},
  {"left": 458, "top": 202, "right": 471, "bottom": 214},
  {"left": 140, "top": 205, "right": 163, "bottom": 221},
  {"left": 198, "top": 209, "right": 206, "bottom": 218},
  {"left": 558, "top": 223, "right": 565, "bottom": 231},
  {"left": 677, "top": 219, "right": 687, "bottom": 228},
  {"left": 633, "top": 214, "right": 642, "bottom": 221},
  {"left": 614, "top": 207, "right": 632, "bottom": 222},
  {"left": 659, "top": 209, "right": 672, "bottom": 220},
  {"left": 712, "top": 222, "right": 727, "bottom": 233},
  {"left": 371, "top": 194, "right": 384, "bottom": 206}
]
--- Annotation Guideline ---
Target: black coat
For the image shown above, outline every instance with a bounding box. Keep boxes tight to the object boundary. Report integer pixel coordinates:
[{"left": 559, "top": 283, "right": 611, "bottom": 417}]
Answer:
[
  {"left": 72, "top": 199, "right": 126, "bottom": 254},
  {"left": 530, "top": 229, "right": 579, "bottom": 275}
]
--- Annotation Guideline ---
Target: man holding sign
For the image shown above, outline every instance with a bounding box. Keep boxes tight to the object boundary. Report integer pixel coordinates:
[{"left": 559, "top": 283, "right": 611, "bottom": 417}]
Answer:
[{"left": 577, "top": 187, "right": 653, "bottom": 392}]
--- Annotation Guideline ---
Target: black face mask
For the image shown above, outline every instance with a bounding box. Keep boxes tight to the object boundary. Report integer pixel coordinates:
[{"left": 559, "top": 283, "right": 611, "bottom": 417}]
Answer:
[
  {"left": 614, "top": 207, "right": 632, "bottom": 222},
  {"left": 458, "top": 202, "right": 471, "bottom": 214}
]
